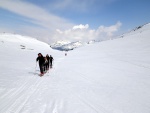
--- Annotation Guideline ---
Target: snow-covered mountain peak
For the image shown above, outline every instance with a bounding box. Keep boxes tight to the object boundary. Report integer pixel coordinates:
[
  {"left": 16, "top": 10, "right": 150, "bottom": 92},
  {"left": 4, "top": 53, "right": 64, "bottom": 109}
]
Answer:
[
  {"left": 50, "top": 40, "right": 84, "bottom": 51},
  {"left": 56, "top": 40, "right": 71, "bottom": 44}
]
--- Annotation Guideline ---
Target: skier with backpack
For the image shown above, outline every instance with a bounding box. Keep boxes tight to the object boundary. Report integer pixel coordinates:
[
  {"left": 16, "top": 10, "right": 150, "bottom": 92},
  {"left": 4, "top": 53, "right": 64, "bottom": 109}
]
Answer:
[
  {"left": 49, "top": 55, "right": 54, "bottom": 68},
  {"left": 36, "top": 53, "right": 45, "bottom": 76},
  {"left": 45, "top": 54, "right": 50, "bottom": 71},
  {"left": 43, "top": 56, "right": 49, "bottom": 73}
]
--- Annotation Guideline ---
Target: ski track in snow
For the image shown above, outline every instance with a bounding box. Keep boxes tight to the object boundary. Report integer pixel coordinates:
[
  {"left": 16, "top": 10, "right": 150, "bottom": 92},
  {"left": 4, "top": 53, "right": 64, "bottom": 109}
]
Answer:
[{"left": 0, "top": 76, "right": 43, "bottom": 113}]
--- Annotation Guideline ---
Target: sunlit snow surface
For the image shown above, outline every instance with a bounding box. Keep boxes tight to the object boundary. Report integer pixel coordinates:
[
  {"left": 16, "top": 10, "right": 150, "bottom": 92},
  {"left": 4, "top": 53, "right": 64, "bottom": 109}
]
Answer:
[{"left": 0, "top": 24, "right": 150, "bottom": 113}]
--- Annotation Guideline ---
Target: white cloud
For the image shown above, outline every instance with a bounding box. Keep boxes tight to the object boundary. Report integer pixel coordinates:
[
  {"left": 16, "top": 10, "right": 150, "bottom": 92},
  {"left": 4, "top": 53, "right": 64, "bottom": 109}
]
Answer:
[
  {"left": 52, "top": 22, "right": 122, "bottom": 43},
  {"left": 73, "top": 24, "right": 89, "bottom": 30},
  {"left": 0, "top": 0, "right": 74, "bottom": 30},
  {"left": 49, "top": 0, "right": 118, "bottom": 12},
  {"left": 49, "top": 0, "right": 92, "bottom": 12},
  {"left": 0, "top": 0, "right": 121, "bottom": 44},
  {"left": 96, "top": 21, "right": 122, "bottom": 37},
  {"left": 0, "top": 0, "right": 75, "bottom": 43}
]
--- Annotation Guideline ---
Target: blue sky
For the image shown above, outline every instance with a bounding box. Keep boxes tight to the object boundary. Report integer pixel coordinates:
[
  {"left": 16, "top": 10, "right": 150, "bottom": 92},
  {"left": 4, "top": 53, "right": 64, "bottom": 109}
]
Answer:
[{"left": 0, "top": 0, "right": 150, "bottom": 43}]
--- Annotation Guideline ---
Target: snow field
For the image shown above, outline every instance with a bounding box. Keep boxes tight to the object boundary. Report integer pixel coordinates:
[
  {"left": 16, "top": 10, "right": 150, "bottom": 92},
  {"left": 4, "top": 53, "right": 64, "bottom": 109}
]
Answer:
[{"left": 0, "top": 24, "right": 150, "bottom": 113}]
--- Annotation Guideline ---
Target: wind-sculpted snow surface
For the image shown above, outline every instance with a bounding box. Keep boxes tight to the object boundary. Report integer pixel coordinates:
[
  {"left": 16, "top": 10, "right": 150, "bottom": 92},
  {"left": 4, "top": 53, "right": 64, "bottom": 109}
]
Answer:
[{"left": 0, "top": 23, "right": 150, "bottom": 113}]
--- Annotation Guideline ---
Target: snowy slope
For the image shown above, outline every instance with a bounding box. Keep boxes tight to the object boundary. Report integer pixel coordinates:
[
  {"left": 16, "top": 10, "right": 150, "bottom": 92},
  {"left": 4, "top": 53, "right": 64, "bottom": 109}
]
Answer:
[
  {"left": 0, "top": 22, "right": 150, "bottom": 113},
  {"left": 119, "top": 23, "right": 150, "bottom": 38}
]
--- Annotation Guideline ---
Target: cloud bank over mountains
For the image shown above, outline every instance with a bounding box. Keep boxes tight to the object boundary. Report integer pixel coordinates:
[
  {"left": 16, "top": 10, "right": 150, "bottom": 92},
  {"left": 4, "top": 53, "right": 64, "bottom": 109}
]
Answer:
[
  {"left": 53, "top": 22, "right": 122, "bottom": 42},
  {"left": 0, "top": 0, "right": 121, "bottom": 43}
]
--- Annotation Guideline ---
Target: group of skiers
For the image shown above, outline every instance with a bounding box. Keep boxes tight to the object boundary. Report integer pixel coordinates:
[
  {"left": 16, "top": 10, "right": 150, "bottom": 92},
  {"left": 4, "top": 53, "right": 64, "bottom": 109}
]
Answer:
[{"left": 36, "top": 53, "right": 53, "bottom": 76}]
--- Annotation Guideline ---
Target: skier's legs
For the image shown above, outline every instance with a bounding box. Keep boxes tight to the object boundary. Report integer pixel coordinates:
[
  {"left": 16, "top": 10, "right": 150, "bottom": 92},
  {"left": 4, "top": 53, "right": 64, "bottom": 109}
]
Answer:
[
  {"left": 43, "top": 64, "right": 46, "bottom": 73},
  {"left": 39, "top": 64, "right": 44, "bottom": 74},
  {"left": 46, "top": 63, "right": 49, "bottom": 70},
  {"left": 50, "top": 61, "right": 52, "bottom": 67}
]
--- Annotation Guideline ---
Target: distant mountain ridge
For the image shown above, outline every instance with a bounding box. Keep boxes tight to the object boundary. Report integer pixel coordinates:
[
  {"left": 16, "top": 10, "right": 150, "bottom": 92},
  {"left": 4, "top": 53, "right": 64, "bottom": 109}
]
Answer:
[
  {"left": 51, "top": 23, "right": 150, "bottom": 51},
  {"left": 50, "top": 40, "right": 83, "bottom": 51},
  {"left": 50, "top": 40, "right": 98, "bottom": 51}
]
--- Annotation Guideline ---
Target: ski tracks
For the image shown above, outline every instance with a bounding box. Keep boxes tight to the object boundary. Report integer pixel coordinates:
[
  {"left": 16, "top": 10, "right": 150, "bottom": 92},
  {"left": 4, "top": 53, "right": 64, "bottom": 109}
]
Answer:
[
  {"left": 0, "top": 75, "right": 44, "bottom": 113},
  {"left": 60, "top": 69, "right": 111, "bottom": 113}
]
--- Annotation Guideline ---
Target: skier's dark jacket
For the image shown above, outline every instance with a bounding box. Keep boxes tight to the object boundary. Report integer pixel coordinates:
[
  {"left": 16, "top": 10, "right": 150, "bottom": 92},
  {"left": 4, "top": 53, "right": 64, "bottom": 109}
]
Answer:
[
  {"left": 36, "top": 55, "right": 45, "bottom": 66},
  {"left": 49, "top": 56, "right": 53, "bottom": 62}
]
